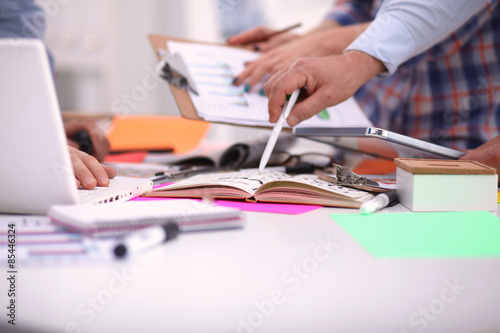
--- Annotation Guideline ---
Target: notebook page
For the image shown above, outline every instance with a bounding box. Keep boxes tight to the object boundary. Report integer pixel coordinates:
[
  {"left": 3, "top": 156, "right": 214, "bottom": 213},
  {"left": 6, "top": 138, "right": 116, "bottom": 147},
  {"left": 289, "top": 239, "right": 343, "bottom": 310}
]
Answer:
[{"left": 155, "top": 171, "right": 290, "bottom": 195}]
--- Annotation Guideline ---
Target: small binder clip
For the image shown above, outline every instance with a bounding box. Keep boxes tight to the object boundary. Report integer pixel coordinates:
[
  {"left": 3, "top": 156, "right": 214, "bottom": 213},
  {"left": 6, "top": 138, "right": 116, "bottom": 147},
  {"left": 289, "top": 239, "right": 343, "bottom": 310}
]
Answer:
[
  {"left": 156, "top": 49, "right": 199, "bottom": 95},
  {"left": 333, "top": 163, "right": 378, "bottom": 186}
]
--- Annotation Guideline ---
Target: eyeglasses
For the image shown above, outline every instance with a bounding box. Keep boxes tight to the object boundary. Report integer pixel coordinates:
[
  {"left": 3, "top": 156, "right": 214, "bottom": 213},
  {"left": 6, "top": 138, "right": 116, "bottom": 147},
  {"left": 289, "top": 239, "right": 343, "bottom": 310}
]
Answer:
[{"left": 270, "top": 152, "right": 336, "bottom": 168}]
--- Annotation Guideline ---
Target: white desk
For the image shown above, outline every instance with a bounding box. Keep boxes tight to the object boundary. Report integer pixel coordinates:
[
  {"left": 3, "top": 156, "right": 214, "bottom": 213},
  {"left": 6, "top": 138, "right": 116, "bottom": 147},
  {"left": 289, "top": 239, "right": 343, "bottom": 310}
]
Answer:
[{"left": 2, "top": 204, "right": 500, "bottom": 333}]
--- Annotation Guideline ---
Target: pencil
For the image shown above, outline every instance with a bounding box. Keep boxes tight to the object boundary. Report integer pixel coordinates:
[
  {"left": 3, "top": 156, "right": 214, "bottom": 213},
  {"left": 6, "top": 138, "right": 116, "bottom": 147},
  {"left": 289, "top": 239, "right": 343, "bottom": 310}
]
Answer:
[{"left": 264, "top": 23, "right": 302, "bottom": 39}]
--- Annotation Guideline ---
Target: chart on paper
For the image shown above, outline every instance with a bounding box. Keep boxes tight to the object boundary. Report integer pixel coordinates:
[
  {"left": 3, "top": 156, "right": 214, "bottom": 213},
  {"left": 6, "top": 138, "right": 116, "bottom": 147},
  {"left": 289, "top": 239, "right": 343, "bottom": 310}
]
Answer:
[{"left": 166, "top": 41, "right": 373, "bottom": 128}]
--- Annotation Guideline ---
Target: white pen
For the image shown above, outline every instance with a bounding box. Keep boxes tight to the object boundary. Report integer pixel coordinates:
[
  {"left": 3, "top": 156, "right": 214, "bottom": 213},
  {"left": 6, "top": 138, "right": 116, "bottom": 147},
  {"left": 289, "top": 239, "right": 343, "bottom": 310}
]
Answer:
[{"left": 259, "top": 89, "right": 301, "bottom": 172}]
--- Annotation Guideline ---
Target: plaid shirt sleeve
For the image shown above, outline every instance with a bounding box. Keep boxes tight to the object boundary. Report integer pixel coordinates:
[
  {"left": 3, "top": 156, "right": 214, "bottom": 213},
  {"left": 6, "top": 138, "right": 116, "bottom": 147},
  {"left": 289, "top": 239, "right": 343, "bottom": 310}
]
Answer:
[
  {"left": 324, "top": 0, "right": 374, "bottom": 26},
  {"left": 353, "top": 1, "right": 500, "bottom": 151}
]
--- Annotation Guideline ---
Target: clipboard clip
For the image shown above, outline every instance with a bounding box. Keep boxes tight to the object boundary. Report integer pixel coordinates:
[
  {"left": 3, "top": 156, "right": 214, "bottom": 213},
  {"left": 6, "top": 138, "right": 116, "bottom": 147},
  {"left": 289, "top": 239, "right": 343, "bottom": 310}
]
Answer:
[
  {"left": 156, "top": 49, "right": 199, "bottom": 95},
  {"left": 332, "top": 163, "right": 377, "bottom": 186}
]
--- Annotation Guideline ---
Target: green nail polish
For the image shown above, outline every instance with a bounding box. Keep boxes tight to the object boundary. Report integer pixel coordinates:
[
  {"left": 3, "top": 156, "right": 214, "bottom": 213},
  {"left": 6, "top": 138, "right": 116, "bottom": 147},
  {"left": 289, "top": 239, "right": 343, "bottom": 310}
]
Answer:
[
  {"left": 318, "top": 109, "right": 330, "bottom": 120},
  {"left": 244, "top": 84, "right": 250, "bottom": 93}
]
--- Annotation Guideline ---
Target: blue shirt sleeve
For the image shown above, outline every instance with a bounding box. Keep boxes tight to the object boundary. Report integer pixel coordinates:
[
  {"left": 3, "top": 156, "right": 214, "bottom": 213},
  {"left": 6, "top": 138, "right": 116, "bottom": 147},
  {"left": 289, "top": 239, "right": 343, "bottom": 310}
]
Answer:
[
  {"left": 0, "top": 0, "right": 54, "bottom": 72},
  {"left": 345, "top": 0, "right": 494, "bottom": 73}
]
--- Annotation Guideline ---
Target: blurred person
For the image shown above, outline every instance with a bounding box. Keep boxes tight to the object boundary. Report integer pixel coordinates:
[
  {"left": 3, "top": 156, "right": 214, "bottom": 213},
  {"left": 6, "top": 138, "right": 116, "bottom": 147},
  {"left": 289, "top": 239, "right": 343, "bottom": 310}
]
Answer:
[
  {"left": 0, "top": 0, "right": 115, "bottom": 187},
  {"left": 232, "top": 0, "right": 500, "bottom": 172}
]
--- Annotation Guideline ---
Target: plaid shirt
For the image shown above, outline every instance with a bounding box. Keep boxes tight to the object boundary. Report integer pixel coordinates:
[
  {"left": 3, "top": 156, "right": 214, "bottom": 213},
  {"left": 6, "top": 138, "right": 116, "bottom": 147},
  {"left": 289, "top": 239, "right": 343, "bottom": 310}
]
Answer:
[{"left": 327, "top": 0, "right": 500, "bottom": 151}]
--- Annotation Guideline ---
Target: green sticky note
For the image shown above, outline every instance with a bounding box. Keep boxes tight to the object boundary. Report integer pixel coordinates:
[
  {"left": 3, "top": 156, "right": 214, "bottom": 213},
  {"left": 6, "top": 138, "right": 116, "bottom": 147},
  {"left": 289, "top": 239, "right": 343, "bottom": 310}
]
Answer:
[{"left": 331, "top": 211, "right": 500, "bottom": 258}]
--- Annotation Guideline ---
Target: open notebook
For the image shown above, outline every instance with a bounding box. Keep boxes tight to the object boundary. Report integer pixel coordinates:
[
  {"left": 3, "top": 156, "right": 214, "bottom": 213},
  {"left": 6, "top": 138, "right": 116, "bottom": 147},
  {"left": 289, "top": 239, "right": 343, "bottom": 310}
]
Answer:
[
  {"left": 144, "top": 170, "right": 375, "bottom": 209},
  {"left": 0, "top": 39, "right": 152, "bottom": 215}
]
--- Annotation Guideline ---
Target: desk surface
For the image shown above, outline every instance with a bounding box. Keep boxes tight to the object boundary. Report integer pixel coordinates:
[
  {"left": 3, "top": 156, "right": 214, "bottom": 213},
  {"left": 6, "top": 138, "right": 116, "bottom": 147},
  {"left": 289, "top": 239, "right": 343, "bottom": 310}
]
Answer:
[{"left": 2, "top": 204, "right": 500, "bottom": 333}]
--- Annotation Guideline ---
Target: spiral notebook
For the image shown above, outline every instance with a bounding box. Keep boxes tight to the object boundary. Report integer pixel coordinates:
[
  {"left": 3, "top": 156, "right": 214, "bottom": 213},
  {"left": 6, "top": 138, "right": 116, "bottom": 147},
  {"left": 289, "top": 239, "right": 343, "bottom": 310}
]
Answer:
[{"left": 47, "top": 200, "right": 245, "bottom": 237}]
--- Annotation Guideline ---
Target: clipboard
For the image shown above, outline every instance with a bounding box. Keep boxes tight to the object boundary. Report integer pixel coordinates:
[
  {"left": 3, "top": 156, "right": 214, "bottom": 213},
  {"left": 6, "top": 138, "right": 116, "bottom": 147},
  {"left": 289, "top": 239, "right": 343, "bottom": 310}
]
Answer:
[
  {"left": 147, "top": 34, "right": 369, "bottom": 131},
  {"left": 149, "top": 34, "right": 205, "bottom": 121},
  {"left": 148, "top": 34, "right": 296, "bottom": 130}
]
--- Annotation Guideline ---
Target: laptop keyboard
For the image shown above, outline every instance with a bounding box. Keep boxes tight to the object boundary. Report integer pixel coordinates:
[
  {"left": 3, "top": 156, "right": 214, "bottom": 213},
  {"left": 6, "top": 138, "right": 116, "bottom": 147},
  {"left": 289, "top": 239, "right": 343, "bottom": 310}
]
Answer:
[{"left": 77, "top": 186, "right": 108, "bottom": 198}]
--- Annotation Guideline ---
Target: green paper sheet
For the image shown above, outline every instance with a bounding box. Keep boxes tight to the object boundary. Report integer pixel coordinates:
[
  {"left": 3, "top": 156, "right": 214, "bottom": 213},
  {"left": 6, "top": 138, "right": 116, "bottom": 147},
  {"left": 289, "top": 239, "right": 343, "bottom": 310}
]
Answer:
[{"left": 331, "top": 211, "right": 500, "bottom": 258}]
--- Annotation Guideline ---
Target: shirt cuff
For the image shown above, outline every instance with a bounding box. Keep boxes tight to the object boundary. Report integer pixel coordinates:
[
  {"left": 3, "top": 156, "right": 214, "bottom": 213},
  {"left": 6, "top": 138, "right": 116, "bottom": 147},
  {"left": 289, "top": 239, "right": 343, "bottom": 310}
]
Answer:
[{"left": 344, "top": 14, "right": 416, "bottom": 74}]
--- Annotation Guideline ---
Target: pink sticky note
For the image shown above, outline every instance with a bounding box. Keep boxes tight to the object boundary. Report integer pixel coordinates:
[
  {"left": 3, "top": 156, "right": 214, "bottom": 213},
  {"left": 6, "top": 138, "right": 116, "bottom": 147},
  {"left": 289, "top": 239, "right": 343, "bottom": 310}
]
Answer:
[
  {"left": 130, "top": 195, "right": 321, "bottom": 215},
  {"left": 214, "top": 200, "right": 321, "bottom": 215}
]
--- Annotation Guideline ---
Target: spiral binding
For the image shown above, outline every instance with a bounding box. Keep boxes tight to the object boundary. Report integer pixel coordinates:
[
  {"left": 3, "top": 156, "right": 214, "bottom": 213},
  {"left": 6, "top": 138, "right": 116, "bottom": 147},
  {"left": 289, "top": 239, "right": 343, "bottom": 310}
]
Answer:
[{"left": 87, "top": 211, "right": 245, "bottom": 238}]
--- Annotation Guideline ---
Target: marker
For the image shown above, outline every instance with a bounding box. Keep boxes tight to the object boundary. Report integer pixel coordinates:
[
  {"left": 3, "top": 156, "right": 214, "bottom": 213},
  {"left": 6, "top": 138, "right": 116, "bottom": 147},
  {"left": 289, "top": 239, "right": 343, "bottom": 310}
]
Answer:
[
  {"left": 113, "top": 222, "right": 179, "bottom": 258},
  {"left": 259, "top": 89, "right": 300, "bottom": 172},
  {"left": 360, "top": 191, "right": 399, "bottom": 214},
  {"left": 74, "top": 130, "right": 93, "bottom": 155}
]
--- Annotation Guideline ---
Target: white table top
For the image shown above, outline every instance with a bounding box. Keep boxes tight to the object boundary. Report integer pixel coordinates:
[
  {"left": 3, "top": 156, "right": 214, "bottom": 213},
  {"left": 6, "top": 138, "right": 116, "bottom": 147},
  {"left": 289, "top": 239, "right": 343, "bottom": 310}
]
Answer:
[{"left": 2, "top": 203, "right": 500, "bottom": 333}]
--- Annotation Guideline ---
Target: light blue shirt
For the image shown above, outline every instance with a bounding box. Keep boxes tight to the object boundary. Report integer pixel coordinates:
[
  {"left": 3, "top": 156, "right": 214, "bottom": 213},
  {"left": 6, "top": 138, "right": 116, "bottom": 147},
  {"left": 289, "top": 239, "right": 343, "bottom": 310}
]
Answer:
[
  {"left": 0, "top": 0, "right": 54, "bottom": 70},
  {"left": 346, "top": 0, "right": 492, "bottom": 73}
]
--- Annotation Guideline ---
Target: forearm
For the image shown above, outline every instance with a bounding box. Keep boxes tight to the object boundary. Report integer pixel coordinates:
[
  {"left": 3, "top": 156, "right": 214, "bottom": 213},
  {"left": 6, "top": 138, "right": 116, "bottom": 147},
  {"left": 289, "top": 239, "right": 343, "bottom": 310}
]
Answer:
[
  {"left": 307, "top": 19, "right": 341, "bottom": 34},
  {"left": 305, "top": 22, "right": 371, "bottom": 56}
]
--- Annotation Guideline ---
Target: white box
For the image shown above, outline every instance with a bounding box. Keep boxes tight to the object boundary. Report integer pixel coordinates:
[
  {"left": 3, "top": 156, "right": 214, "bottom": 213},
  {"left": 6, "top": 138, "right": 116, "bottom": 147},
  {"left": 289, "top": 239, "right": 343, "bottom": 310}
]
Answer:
[{"left": 395, "top": 159, "right": 498, "bottom": 212}]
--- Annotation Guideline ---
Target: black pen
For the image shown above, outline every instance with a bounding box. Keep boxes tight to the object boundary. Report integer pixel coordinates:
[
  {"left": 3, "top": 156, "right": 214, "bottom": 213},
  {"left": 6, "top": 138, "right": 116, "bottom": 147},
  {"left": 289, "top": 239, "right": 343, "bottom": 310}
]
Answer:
[
  {"left": 113, "top": 222, "right": 179, "bottom": 258},
  {"left": 74, "top": 130, "right": 93, "bottom": 155}
]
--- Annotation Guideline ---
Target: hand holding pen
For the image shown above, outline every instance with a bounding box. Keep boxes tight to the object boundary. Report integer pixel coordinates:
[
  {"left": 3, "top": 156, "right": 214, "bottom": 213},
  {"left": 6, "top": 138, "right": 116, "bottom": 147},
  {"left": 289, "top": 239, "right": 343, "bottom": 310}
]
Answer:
[
  {"left": 230, "top": 23, "right": 302, "bottom": 92},
  {"left": 227, "top": 23, "right": 302, "bottom": 52}
]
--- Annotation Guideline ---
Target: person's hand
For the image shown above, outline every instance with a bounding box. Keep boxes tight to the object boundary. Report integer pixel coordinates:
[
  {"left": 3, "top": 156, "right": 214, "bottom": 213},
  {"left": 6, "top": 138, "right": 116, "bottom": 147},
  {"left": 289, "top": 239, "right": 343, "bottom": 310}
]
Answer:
[
  {"left": 264, "top": 50, "right": 385, "bottom": 127},
  {"left": 227, "top": 26, "right": 300, "bottom": 52},
  {"left": 64, "top": 120, "right": 110, "bottom": 162},
  {"left": 232, "top": 23, "right": 370, "bottom": 92},
  {"left": 459, "top": 135, "right": 500, "bottom": 175},
  {"left": 68, "top": 145, "right": 117, "bottom": 189}
]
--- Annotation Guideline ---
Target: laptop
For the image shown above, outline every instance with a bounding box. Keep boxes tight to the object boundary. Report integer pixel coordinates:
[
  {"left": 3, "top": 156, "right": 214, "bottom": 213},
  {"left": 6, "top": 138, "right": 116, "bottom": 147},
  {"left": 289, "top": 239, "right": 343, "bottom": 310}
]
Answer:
[
  {"left": 293, "top": 127, "right": 465, "bottom": 160},
  {"left": 0, "top": 39, "right": 152, "bottom": 215}
]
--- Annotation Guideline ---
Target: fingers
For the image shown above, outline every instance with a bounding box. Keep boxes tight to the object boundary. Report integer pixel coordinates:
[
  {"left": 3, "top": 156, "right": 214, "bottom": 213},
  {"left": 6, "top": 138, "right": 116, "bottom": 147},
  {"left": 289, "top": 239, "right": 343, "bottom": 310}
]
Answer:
[
  {"left": 252, "top": 32, "right": 300, "bottom": 52},
  {"left": 103, "top": 164, "right": 118, "bottom": 179},
  {"left": 264, "top": 62, "right": 309, "bottom": 124},
  {"left": 460, "top": 142, "right": 500, "bottom": 174},
  {"left": 68, "top": 146, "right": 115, "bottom": 189},
  {"left": 467, "top": 134, "right": 500, "bottom": 152},
  {"left": 287, "top": 90, "right": 334, "bottom": 127},
  {"left": 234, "top": 59, "right": 273, "bottom": 91},
  {"left": 227, "top": 26, "right": 275, "bottom": 46},
  {"left": 264, "top": 56, "right": 353, "bottom": 126},
  {"left": 66, "top": 138, "right": 79, "bottom": 149},
  {"left": 64, "top": 120, "right": 110, "bottom": 162}
]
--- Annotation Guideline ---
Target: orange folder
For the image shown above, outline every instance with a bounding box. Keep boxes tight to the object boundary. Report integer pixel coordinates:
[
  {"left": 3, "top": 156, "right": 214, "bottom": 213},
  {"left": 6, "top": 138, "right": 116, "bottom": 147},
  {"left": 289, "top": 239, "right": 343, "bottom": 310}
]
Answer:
[{"left": 107, "top": 115, "right": 211, "bottom": 154}]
